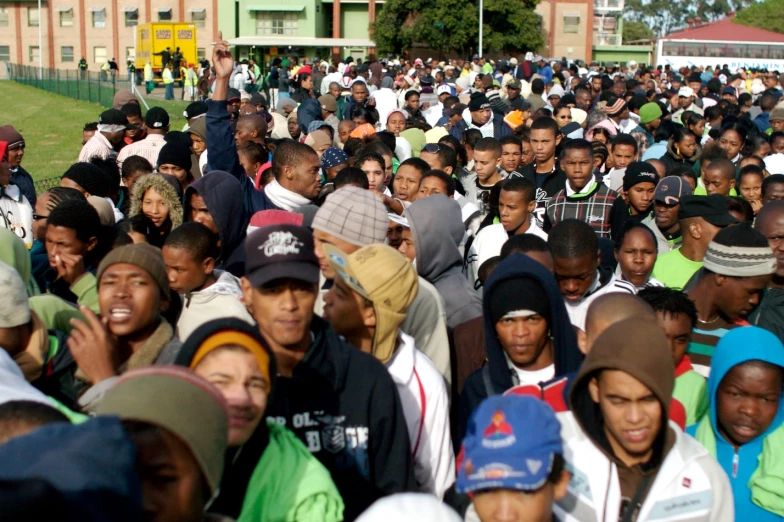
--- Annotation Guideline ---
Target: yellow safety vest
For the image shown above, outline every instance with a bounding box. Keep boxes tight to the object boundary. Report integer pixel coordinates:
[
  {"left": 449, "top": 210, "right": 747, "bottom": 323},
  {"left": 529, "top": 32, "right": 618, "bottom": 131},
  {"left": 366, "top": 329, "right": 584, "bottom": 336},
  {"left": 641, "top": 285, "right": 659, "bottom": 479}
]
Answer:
[
  {"left": 184, "top": 69, "right": 196, "bottom": 86},
  {"left": 144, "top": 64, "right": 153, "bottom": 81},
  {"left": 163, "top": 69, "right": 173, "bottom": 84}
]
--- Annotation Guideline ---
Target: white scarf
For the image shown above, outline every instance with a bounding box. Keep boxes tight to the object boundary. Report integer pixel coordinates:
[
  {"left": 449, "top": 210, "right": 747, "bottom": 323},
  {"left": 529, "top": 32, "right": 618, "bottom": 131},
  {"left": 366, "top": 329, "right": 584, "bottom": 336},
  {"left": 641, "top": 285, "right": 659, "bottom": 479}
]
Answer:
[
  {"left": 470, "top": 112, "right": 495, "bottom": 138},
  {"left": 264, "top": 179, "right": 312, "bottom": 211}
]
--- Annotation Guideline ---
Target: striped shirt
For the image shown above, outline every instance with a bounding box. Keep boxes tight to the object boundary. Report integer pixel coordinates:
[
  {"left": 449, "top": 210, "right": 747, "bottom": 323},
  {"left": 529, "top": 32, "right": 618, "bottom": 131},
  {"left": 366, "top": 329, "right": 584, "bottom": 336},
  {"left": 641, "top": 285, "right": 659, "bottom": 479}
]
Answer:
[
  {"left": 565, "top": 268, "right": 637, "bottom": 331},
  {"left": 687, "top": 317, "right": 746, "bottom": 378},
  {"left": 116, "top": 134, "right": 167, "bottom": 170},
  {"left": 545, "top": 182, "right": 618, "bottom": 238},
  {"left": 78, "top": 132, "right": 116, "bottom": 163}
]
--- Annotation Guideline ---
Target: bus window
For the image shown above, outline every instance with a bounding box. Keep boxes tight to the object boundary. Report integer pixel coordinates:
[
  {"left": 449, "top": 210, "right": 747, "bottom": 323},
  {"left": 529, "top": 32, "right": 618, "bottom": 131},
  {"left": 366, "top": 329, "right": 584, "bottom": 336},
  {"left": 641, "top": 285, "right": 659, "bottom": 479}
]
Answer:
[
  {"left": 747, "top": 45, "right": 769, "bottom": 59},
  {"left": 663, "top": 41, "right": 682, "bottom": 56},
  {"left": 771, "top": 46, "right": 784, "bottom": 60}
]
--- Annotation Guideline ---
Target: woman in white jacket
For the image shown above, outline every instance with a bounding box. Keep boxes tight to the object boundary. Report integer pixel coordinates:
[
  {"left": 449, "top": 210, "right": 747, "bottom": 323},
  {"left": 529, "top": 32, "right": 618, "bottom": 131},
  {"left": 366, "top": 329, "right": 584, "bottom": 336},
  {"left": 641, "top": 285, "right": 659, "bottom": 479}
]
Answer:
[{"left": 556, "top": 316, "right": 733, "bottom": 522}]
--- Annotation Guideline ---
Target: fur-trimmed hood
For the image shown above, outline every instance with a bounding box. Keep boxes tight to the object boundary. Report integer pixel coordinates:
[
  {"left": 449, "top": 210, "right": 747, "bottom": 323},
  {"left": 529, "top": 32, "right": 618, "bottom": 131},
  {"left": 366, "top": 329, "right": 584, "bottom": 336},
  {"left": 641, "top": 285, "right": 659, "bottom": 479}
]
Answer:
[{"left": 129, "top": 173, "right": 184, "bottom": 230}]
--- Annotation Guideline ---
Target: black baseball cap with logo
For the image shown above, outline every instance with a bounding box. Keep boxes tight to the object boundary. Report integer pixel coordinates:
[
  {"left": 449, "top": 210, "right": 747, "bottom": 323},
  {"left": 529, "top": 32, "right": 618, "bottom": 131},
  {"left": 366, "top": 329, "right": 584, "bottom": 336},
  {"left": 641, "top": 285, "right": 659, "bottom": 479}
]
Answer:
[
  {"left": 244, "top": 224, "right": 320, "bottom": 287},
  {"left": 98, "top": 109, "right": 135, "bottom": 129},
  {"left": 678, "top": 194, "right": 738, "bottom": 227},
  {"left": 145, "top": 107, "right": 170, "bottom": 129}
]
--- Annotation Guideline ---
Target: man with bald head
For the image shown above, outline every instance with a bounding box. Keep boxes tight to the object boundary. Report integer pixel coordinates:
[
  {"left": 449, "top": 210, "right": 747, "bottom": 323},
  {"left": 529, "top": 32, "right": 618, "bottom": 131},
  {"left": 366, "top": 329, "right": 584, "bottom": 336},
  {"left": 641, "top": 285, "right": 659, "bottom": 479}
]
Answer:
[
  {"left": 579, "top": 293, "right": 655, "bottom": 354},
  {"left": 234, "top": 113, "right": 267, "bottom": 148},
  {"left": 751, "top": 201, "right": 784, "bottom": 341},
  {"left": 646, "top": 158, "right": 666, "bottom": 180}
]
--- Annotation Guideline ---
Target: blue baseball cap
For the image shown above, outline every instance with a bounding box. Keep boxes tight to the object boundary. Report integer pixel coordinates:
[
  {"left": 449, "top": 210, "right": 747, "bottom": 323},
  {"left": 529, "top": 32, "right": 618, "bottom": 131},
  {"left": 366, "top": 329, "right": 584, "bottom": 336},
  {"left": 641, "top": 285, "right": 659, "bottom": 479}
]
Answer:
[
  {"left": 456, "top": 395, "right": 562, "bottom": 494},
  {"left": 321, "top": 147, "right": 348, "bottom": 170}
]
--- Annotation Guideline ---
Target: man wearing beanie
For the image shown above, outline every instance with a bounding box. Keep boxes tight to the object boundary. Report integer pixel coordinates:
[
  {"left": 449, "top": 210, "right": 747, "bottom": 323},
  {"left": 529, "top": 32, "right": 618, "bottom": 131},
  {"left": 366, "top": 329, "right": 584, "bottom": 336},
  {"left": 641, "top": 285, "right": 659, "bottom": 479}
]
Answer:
[
  {"left": 116, "top": 106, "right": 170, "bottom": 171},
  {"left": 459, "top": 253, "right": 583, "bottom": 441},
  {"left": 156, "top": 141, "right": 193, "bottom": 190},
  {"left": 557, "top": 317, "right": 732, "bottom": 521},
  {"left": 60, "top": 162, "right": 112, "bottom": 198},
  {"left": 686, "top": 223, "right": 776, "bottom": 376},
  {"left": 630, "top": 102, "right": 663, "bottom": 155},
  {"left": 467, "top": 91, "right": 511, "bottom": 138},
  {"left": 241, "top": 223, "right": 416, "bottom": 519},
  {"left": 323, "top": 243, "right": 454, "bottom": 499},
  {"left": 653, "top": 195, "right": 737, "bottom": 290},
  {"left": 0, "top": 125, "right": 35, "bottom": 205},
  {"left": 95, "top": 366, "right": 229, "bottom": 522},
  {"left": 608, "top": 161, "right": 658, "bottom": 242},
  {"left": 603, "top": 96, "right": 630, "bottom": 134},
  {"left": 312, "top": 186, "right": 451, "bottom": 385},
  {"left": 66, "top": 244, "right": 182, "bottom": 412},
  {"left": 0, "top": 140, "right": 34, "bottom": 248}
]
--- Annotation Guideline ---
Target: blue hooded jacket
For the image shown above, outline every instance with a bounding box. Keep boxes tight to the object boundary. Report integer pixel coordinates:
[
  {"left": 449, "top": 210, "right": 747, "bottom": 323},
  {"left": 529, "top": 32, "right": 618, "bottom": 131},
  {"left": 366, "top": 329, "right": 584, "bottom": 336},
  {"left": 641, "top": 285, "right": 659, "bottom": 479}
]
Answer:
[
  {"left": 687, "top": 326, "right": 784, "bottom": 521},
  {"left": 457, "top": 253, "right": 583, "bottom": 441}
]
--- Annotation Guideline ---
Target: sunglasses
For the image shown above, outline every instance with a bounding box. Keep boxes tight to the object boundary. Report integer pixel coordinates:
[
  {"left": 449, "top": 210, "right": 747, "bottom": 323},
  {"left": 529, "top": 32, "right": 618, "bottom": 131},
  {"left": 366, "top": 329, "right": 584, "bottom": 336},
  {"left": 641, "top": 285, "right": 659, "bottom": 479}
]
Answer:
[
  {"left": 421, "top": 143, "right": 441, "bottom": 154},
  {"left": 32, "top": 213, "right": 48, "bottom": 221}
]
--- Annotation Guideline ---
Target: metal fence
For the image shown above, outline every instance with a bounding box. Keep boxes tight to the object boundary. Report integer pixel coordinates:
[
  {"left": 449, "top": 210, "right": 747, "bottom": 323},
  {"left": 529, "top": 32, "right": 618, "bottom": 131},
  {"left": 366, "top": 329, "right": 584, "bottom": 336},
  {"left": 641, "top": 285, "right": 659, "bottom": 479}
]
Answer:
[
  {"left": 8, "top": 63, "right": 136, "bottom": 108},
  {"left": 33, "top": 176, "right": 62, "bottom": 195}
]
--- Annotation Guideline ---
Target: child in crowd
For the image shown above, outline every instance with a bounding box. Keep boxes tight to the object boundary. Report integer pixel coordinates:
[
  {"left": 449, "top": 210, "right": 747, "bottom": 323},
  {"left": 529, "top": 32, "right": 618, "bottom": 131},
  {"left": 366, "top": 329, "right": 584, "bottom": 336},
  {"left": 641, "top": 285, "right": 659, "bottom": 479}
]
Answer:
[{"left": 738, "top": 164, "right": 765, "bottom": 214}]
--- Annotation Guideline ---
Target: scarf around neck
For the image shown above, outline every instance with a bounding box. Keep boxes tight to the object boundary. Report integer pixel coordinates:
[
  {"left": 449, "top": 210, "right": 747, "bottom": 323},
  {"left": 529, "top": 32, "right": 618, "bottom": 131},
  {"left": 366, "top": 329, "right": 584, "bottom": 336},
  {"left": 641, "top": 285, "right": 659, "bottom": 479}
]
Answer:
[{"left": 264, "top": 179, "right": 312, "bottom": 211}]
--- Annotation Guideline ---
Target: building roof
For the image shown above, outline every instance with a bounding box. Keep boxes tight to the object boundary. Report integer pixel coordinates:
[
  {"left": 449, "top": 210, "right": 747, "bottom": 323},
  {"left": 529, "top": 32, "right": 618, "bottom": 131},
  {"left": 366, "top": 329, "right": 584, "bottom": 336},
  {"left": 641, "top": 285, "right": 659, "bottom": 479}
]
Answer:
[
  {"left": 662, "top": 16, "right": 784, "bottom": 43},
  {"left": 228, "top": 37, "right": 376, "bottom": 48}
]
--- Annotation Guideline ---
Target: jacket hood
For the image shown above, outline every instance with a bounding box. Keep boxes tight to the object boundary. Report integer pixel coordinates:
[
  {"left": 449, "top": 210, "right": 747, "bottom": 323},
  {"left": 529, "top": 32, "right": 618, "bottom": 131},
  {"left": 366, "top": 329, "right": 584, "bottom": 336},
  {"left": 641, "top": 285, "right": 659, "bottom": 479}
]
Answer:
[
  {"left": 706, "top": 326, "right": 784, "bottom": 443},
  {"left": 186, "top": 117, "right": 207, "bottom": 143},
  {"left": 0, "top": 228, "right": 35, "bottom": 295},
  {"left": 297, "top": 99, "right": 323, "bottom": 135},
  {"left": 666, "top": 139, "right": 702, "bottom": 163},
  {"left": 175, "top": 317, "right": 278, "bottom": 519},
  {"left": 483, "top": 253, "right": 582, "bottom": 392},
  {"left": 405, "top": 194, "right": 464, "bottom": 282},
  {"left": 569, "top": 317, "right": 674, "bottom": 464},
  {"left": 129, "top": 174, "right": 184, "bottom": 229},
  {"left": 184, "top": 171, "right": 248, "bottom": 263}
]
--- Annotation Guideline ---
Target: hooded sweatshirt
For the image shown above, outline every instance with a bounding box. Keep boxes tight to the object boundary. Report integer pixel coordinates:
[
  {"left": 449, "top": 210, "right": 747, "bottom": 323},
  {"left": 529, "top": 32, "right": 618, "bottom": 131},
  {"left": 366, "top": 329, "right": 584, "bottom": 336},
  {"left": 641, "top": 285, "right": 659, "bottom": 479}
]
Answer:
[
  {"left": 183, "top": 171, "right": 248, "bottom": 278},
  {"left": 174, "top": 318, "right": 345, "bottom": 522},
  {"left": 558, "top": 317, "right": 733, "bottom": 522},
  {"left": 175, "top": 271, "right": 254, "bottom": 341},
  {"left": 265, "top": 316, "right": 416, "bottom": 521},
  {"left": 458, "top": 254, "right": 583, "bottom": 441},
  {"left": 406, "top": 195, "right": 482, "bottom": 329},
  {"left": 687, "top": 326, "right": 784, "bottom": 521}
]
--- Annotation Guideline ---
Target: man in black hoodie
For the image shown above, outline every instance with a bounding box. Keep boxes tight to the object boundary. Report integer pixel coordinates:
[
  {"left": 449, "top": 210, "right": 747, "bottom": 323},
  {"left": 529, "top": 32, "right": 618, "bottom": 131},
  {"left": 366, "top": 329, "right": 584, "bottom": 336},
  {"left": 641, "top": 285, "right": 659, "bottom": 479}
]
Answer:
[
  {"left": 240, "top": 223, "right": 415, "bottom": 520},
  {"left": 458, "top": 253, "right": 583, "bottom": 442},
  {"left": 183, "top": 170, "right": 248, "bottom": 278}
]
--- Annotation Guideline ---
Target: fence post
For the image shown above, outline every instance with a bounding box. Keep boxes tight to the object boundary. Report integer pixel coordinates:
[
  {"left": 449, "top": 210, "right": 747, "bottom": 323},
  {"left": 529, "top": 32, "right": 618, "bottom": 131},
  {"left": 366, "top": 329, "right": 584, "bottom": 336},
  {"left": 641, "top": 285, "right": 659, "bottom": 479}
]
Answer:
[{"left": 88, "top": 71, "right": 92, "bottom": 103}]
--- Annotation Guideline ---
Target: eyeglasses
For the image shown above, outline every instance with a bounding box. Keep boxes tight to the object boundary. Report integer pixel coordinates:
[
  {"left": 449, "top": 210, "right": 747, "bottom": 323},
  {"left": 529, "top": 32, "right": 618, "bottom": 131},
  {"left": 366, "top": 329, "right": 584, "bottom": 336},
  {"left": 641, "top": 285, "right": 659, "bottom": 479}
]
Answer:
[
  {"left": 32, "top": 213, "right": 48, "bottom": 221},
  {"left": 421, "top": 143, "right": 441, "bottom": 154}
]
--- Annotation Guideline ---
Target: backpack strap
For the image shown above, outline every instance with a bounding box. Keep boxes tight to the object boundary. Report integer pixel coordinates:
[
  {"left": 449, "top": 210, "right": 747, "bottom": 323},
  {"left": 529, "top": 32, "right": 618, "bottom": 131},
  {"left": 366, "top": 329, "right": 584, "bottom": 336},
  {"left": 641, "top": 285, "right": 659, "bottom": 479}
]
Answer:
[
  {"left": 482, "top": 365, "right": 495, "bottom": 397},
  {"left": 412, "top": 367, "right": 426, "bottom": 458}
]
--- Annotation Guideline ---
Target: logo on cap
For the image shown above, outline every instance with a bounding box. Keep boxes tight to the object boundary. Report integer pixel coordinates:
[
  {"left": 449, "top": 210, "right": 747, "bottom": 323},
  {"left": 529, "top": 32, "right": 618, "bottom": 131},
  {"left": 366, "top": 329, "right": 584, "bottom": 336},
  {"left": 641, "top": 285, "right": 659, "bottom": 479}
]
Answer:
[
  {"left": 259, "top": 231, "right": 303, "bottom": 257},
  {"left": 482, "top": 411, "right": 516, "bottom": 448}
]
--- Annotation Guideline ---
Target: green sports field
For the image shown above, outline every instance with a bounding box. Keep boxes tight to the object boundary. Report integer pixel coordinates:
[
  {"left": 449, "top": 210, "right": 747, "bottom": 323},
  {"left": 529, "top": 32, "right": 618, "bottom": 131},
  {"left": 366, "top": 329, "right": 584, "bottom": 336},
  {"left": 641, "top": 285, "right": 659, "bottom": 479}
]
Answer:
[{"left": 0, "top": 81, "right": 190, "bottom": 184}]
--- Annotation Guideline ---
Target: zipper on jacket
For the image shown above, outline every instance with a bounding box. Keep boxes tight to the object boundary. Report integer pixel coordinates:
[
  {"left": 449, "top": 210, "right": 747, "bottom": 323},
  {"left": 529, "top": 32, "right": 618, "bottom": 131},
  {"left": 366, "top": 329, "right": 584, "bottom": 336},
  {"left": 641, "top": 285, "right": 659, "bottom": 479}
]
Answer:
[{"left": 732, "top": 451, "right": 739, "bottom": 478}]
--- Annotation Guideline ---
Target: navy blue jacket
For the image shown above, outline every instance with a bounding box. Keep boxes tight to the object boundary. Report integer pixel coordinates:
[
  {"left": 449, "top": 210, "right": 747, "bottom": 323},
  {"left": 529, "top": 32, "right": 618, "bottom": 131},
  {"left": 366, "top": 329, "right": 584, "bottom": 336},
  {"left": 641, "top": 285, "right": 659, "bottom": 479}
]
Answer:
[{"left": 205, "top": 100, "right": 279, "bottom": 215}]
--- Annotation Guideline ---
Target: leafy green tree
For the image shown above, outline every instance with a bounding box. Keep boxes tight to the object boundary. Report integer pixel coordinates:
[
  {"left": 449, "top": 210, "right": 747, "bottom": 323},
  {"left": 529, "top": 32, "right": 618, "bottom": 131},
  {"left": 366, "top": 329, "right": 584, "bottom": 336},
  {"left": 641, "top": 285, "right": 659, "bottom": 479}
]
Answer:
[
  {"left": 372, "top": 0, "right": 543, "bottom": 56},
  {"left": 735, "top": 0, "right": 784, "bottom": 33},
  {"left": 622, "top": 20, "right": 654, "bottom": 43}
]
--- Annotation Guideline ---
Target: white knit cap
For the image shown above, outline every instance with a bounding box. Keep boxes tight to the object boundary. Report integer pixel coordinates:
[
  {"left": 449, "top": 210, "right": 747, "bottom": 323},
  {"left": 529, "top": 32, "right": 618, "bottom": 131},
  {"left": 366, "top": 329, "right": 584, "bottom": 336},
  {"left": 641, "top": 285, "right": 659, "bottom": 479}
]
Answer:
[{"left": 0, "top": 261, "right": 30, "bottom": 328}]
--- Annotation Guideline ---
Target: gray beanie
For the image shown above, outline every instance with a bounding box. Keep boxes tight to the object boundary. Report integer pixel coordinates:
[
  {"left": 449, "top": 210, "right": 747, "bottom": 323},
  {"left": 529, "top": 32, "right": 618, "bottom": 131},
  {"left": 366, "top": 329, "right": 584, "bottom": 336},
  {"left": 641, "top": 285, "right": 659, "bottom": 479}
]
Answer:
[
  {"left": 0, "top": 261, "right": 30, "bottom": 328},
  {"left": 312, "top": 186, "right": 388, "bottom": 247}
]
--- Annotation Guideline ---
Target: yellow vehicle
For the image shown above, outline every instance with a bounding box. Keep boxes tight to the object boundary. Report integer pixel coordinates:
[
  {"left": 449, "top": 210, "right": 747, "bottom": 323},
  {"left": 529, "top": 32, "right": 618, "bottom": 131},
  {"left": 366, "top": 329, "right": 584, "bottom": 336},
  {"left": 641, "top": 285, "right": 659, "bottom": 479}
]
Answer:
[{"left": 136, "top": 22, "right": 197, "bottom": 81}]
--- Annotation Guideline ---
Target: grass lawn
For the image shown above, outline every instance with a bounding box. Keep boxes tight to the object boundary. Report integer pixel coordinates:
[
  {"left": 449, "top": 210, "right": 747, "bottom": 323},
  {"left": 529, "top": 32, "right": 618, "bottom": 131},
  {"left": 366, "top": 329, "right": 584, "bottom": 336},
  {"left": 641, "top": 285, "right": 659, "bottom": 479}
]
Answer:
[{"left": 0, "top": 81, "right": 191, "bottom": 183}]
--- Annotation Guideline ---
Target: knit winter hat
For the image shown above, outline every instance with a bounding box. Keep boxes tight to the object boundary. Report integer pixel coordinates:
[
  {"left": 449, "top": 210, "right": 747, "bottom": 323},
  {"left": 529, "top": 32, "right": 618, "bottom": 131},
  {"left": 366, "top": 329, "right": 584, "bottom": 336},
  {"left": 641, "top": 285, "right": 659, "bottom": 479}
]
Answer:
[
  {"left": 324, "top": 243, "right": 419, "bottom": 363},
  {"left": 623, "top": 161, "right": 659, "bottom": 191},
  {"left": 97, "top": 243, "right": 171, "bottom": 300},
  {"left": 312, "top": 186, "right": 388, "bottom": 247},
  {"left": 0, "top": 125, "right": 24, "bottom": 149},
  {"left": 639, "top": 102, "right": 663, "bottom": 124},
  {"left": 156, "top": 142, "right": 192, "bottom": 172},
  {"left": 95, "top": 366, "right": 229, "bottom": 496},
  {"left": 603, "top": 97, "right": 627, "bottom": 116},
  {"left": 62, "top": 162, "right": 111, "bottom": 197},
  {"left": 703, "top": 222, "right": 776, "bottom": 277},
  {"left": 488, "top": 276, "right": 551, "bottom": 326},
  {"left": 0, "top": 261, "right": 30, "bottom": 328},
  {"left": 469, "top": 92, "right": 491, "bottom": 112}
]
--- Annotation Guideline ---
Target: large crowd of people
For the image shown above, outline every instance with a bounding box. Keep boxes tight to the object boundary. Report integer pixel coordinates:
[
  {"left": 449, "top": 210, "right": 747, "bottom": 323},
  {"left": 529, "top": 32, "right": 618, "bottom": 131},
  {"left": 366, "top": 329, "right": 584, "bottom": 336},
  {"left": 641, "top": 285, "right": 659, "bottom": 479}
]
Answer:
[{"left": 3, "top": 32, "right": 784, "bottom": 522}]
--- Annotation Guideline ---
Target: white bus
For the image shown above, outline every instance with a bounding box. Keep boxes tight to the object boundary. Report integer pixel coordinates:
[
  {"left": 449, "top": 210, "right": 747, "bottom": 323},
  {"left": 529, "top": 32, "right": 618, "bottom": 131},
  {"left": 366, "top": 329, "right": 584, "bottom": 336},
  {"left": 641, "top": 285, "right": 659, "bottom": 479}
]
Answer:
[{"left": 655, "top": 39, "right": 784, "bottom": 71}]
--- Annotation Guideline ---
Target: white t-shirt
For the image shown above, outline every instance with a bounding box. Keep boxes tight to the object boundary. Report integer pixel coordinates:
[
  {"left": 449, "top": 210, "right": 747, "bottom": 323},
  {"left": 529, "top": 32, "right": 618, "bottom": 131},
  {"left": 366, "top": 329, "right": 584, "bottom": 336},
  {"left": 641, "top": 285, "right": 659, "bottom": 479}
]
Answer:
[{"left": 511, "top": 363, "right": 555, "bottom": 387}]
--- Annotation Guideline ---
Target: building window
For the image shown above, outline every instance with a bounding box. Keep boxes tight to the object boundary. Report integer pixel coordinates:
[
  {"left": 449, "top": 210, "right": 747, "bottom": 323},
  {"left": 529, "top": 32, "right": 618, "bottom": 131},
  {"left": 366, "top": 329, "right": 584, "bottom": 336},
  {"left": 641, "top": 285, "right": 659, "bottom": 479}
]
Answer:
[
  {"left": 191, "top": 8, "right": 206, "bottom": 28},
  {"left": 197, "top": 48, "right": 206, "bottom": 61},
  {"left": 28, "top": 7, "right": 39, "bottom": 27},
  {"left": 255, "top": 12, "right": 298, "bottom": 36},
  {"left": 61, "top": 46, "right": 75, "bottom": 62},
  {"left": 126, "top": 47, "right": 135, "bottom": 62},
  {"left": 94, "top": 46, "right": 107, "bottom": 64},
  {"left": 563, "top": 13, "right": 580, "bottom": 33},
  {"left": 0, "top": 7, "right": 9, "bottom": 27},
  {"left": 125, "top": 8, "right": 138, "bottom": 27},
  {"left": 0, "top": 46, "right": 10, "bottom": 61},
  {"left": 92, "top": 8, "right": 106, "bottom": 28},
  {"left": 158, "top": 8, "right": 172, "bottom": 21},
  {"left": 59, "top": 8, "right": 74, "bottom": 27},
  {"left": 29, "top": 46, "right": 40, "bottom": 63}
]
